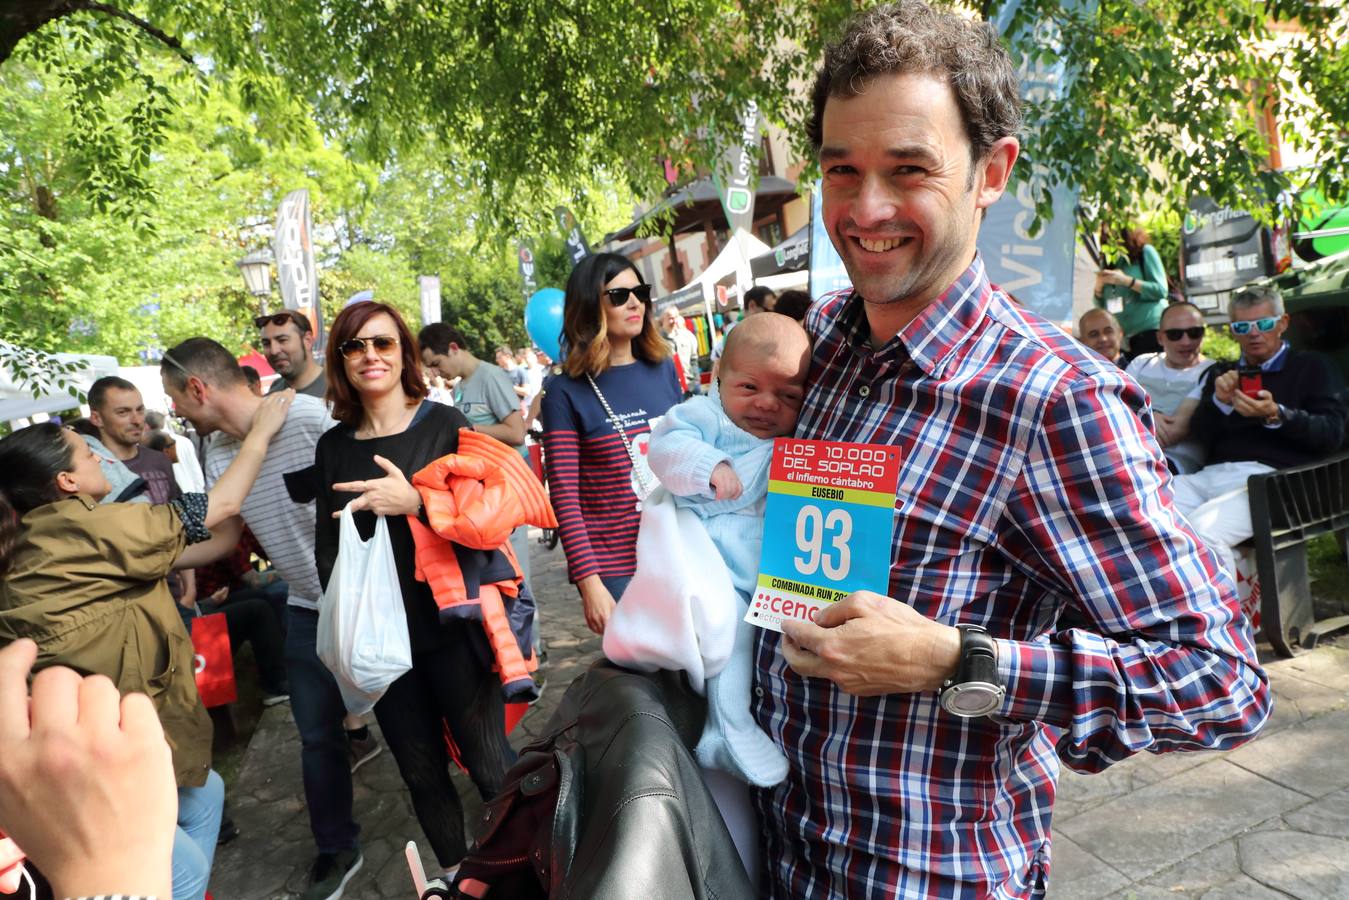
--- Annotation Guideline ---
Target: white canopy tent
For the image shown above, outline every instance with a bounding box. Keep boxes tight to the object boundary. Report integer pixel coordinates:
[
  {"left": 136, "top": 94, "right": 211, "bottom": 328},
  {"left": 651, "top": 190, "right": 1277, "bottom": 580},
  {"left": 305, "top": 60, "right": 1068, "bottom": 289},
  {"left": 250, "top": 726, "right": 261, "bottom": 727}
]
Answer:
[
  {"left": 0, "top": 341, "right": 119, "bottom": 425},
  {"left": 683, "top": 229, "right": 772, "bottom": 304}
]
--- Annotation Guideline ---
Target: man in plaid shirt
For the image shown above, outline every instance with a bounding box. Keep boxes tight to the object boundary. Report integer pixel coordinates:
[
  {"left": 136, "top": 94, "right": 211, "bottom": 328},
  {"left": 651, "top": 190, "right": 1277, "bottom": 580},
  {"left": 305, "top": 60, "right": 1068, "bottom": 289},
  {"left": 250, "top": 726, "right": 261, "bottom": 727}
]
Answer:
[{"left": 752, "top": 3, "right": 1272, "bottom": 897}]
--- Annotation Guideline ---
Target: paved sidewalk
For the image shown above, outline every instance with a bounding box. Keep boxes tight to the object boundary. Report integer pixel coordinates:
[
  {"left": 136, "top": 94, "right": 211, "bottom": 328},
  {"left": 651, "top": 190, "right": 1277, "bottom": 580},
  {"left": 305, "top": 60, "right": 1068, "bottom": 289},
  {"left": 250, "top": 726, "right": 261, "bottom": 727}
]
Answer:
[
  {"left": 1048, "top": 642, "right": 1349, "bottom": 899},
  {"left": 210, "top": 530, "right": 603, "bottom": 899},
  {"left": 212, "top": 531, "right": 1349, "bottom": 898}
]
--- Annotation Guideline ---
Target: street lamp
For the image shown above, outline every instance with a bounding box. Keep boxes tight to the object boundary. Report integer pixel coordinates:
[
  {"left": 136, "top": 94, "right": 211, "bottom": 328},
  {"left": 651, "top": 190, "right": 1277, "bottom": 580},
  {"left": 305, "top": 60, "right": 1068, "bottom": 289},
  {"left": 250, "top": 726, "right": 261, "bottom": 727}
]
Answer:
[{"left": 236, "top": 251, "right": 273, "bottom": 301}]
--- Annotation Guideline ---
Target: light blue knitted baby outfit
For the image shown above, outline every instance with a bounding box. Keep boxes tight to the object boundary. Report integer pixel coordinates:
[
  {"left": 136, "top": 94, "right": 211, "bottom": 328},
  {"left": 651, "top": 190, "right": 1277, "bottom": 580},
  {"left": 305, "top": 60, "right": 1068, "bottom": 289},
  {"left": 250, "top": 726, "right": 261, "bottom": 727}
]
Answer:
[{"left": 648, "top": 392, "right": 789, "bottom": 787}]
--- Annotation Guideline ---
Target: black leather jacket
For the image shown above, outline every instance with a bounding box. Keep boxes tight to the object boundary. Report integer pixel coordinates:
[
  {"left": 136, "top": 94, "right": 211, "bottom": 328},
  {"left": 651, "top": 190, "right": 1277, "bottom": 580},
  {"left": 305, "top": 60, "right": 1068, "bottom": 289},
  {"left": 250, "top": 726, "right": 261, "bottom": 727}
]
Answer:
[{"left": 454, "top": 662, "right": 754, "bottom": 899}]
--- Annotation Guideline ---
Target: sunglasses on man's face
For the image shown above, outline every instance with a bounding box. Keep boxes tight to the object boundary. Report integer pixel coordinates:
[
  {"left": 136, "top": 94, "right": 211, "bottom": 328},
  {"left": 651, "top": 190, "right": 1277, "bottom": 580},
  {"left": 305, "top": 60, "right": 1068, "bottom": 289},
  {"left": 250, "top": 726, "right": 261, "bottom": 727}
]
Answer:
[
  {"left": 604, "top": 284, "right": 653, "bottom": 307},
  {"left": 1162, "top": 326, "right": 1205, "bottom": 341},
  {"left": 254, "top": 312, "right": 310, "bottom": 332},
  {"left": 338, "top": 335, "right": 400, "bottom": 359},
  {"left": 1229, "top": 317, "right": 1279, "bottom": 336}
]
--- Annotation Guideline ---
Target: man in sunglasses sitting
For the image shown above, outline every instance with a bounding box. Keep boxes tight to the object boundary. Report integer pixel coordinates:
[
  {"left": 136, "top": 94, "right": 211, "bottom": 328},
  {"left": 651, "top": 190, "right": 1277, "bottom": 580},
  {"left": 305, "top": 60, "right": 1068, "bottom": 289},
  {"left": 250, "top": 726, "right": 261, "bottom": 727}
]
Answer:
[
  {"left": 1172, "top": 285, "right": 1346, "bottom": 578},
  {"left": 259, "top": 310, "right": 328, "bottom": 400},
  {"left": 1124, "top": 301, "right": 1215, "bottom": 474}
]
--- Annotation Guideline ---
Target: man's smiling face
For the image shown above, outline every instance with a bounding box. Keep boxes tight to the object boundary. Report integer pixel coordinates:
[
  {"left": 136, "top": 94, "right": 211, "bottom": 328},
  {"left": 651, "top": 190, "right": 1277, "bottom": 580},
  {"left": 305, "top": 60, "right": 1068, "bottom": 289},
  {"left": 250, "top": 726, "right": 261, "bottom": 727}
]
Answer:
[{"left": 819, "top": 71, "right": 985, "bottom": 310}]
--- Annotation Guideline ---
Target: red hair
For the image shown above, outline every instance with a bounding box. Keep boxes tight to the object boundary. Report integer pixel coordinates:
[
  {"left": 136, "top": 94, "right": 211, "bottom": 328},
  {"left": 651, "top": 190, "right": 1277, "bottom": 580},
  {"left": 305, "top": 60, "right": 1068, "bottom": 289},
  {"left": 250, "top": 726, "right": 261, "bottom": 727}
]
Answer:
[{"left": 325, "top": 301, "right": 428, "bottom": 427}]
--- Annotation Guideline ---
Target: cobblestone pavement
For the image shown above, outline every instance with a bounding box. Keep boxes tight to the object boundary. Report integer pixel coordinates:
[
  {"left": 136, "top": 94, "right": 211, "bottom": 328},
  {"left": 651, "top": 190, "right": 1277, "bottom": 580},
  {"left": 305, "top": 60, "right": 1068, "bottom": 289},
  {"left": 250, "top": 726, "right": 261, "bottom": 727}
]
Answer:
[
  {"left": 210, "top": 529, "right": 601, "bottom": 899},
  {"left": 212, "top": 534, "right": 1349, "bottom": 899},
  {"left": 1047, "top": 641, "right": 1349, "bottom": 899}
]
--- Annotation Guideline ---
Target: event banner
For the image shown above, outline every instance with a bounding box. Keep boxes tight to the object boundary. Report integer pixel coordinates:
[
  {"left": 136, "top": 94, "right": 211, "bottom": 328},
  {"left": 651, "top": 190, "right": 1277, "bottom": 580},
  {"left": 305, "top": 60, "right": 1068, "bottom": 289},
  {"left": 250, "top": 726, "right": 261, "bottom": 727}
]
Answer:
[
  {"left": 516, "top": 240, "right": 538, "bottom": 305},
  {"left": 808, "top": 180, "right": 852, "bottom": 301},
  {"left": 746, "top": 438, "right": 900, "bottom": 633},
  {"left": 977, "top": 0, "right": 1096, "bottom": 327},
  {"left": 273, "top": 189, "right": 325, "bottom": 350},
  {"left": 418, "top": 275, "right": 441, "bottom": 327},
  {"left": 714, "top": 100, "right": 761, "bottom": 237},
  {"left": 555, "top": 206, "right": 590, "bottom": 266}
]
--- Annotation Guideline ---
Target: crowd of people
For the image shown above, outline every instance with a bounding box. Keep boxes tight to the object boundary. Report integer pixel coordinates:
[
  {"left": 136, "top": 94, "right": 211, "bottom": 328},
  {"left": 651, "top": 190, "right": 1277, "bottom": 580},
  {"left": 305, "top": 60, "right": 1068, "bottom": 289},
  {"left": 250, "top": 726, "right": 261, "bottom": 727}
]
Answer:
[{"left": 1, "top": 0, "right": 1343, "bottom": 897}]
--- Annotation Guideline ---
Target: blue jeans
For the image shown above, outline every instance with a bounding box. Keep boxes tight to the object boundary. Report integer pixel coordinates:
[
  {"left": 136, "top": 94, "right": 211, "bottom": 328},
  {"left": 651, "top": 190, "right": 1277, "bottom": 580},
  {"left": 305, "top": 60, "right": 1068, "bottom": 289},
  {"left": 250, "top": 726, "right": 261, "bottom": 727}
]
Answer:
[
  {"left": 171, "top": 769, "right": 223, "bottom": 899},
  {"left": 285, "top": 605, "right": 360, "bottom": 854}
]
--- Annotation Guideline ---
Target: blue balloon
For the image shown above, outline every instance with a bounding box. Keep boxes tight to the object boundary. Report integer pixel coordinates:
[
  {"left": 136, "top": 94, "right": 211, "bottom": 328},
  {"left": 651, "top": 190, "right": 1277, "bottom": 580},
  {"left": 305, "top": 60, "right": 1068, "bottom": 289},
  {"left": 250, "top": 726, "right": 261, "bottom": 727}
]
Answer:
[{"left": 525, "top": 287, "right": 565, "bottom": 362}]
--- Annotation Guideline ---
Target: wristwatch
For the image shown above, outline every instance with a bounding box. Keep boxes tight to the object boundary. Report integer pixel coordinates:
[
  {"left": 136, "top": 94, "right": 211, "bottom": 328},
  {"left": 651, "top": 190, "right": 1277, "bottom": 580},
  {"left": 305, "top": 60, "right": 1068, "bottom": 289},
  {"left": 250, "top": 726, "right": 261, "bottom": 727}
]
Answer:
[{"left": 939, "top": 625, "right": 1006, "bottom": 717}]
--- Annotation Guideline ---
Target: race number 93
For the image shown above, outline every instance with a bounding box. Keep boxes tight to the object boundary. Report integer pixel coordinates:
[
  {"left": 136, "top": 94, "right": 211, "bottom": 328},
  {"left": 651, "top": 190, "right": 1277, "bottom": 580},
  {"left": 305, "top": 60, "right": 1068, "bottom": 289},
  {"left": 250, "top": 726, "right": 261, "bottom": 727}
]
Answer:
[{"left": 793, "top": 504, "right": 852, "bottom": 580}]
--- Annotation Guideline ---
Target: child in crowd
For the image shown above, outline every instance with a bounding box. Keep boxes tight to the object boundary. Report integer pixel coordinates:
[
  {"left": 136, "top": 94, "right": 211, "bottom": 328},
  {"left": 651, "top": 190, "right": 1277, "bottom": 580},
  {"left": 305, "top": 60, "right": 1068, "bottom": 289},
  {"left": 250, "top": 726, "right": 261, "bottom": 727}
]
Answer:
[{"left": 609, "top": 312, "right": 811, "bottom": 788}]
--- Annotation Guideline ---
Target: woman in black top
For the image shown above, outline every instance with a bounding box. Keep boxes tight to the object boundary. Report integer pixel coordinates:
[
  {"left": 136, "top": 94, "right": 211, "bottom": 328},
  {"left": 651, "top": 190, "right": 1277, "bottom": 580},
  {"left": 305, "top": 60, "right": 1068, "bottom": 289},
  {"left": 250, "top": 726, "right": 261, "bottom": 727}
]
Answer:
[{"left": 313, "top": 301, "right": 514, "bottom": 879}]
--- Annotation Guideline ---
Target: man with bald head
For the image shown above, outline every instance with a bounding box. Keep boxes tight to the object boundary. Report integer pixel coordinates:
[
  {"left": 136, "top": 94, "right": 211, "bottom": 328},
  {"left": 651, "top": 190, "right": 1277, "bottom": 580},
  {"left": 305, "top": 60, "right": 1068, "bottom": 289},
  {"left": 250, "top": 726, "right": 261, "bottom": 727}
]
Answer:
[{"left": 1078, "top": 307, "right": 1125, "bottom": 367}]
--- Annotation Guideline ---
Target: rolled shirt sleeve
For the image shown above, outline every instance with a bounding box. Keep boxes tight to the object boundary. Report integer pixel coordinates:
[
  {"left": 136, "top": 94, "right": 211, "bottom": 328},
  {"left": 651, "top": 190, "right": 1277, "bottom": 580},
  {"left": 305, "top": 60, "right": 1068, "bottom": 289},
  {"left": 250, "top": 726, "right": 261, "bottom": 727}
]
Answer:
[{"left": 996, "top": 375, "right": 1271, "bottom": 770}]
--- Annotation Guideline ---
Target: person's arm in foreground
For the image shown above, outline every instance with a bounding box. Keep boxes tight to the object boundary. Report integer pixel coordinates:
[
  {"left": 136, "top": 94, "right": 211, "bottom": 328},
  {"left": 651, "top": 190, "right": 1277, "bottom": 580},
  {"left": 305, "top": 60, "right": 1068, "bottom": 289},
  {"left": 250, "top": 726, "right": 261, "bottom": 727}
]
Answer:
[
  {"left": 783, "top": 375, "right": 1271, "bottom": 771},
  {"left": 0, "top": 639, "right": 175, "bottom": 899}
]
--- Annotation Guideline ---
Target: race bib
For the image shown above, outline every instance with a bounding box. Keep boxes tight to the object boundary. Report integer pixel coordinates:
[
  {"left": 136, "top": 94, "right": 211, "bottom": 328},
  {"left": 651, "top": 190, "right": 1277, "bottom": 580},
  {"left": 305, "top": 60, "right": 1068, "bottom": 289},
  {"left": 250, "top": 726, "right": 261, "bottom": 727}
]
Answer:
[{"left": 746, "top": 439, "right": 900, "bottom": 633}]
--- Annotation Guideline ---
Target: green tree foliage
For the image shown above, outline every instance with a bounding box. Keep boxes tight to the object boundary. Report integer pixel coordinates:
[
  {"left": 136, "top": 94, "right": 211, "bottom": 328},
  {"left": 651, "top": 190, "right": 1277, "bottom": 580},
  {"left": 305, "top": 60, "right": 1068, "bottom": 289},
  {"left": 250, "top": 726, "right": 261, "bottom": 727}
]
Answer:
[
  {"left": 2, "top": 0, "right": 1344, "bottom": 240},
  {"left": 0, "top": 45, "right": 634, "bottom": 367}
]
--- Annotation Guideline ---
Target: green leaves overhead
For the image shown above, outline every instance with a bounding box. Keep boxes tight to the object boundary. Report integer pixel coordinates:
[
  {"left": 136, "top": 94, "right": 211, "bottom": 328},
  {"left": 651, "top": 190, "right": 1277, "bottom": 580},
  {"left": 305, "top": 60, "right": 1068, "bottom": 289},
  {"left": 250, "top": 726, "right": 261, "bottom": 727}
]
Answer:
[{"left": 1, "top": 0, "right": 1345, "bottom": 267}]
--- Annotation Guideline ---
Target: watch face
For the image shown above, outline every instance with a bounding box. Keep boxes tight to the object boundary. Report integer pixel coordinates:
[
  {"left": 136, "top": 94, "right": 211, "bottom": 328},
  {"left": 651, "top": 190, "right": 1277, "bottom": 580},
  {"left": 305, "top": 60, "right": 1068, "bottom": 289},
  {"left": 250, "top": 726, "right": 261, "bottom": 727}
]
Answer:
[{"left": 943, "top": 682, "right": 1004, "bottom": 717}]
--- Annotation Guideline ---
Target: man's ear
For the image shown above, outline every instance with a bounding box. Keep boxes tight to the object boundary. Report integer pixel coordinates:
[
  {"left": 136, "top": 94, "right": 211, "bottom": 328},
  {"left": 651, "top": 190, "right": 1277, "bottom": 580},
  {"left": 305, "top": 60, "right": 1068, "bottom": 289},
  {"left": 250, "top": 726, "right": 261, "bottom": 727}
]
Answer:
[
  {"left": 189, "top": 375, "right": 208, "bottom": 403},
  {"left": 974, "top": 136, "right": 1020, "bottom": 210},
  {"left": 89, "top": 408, "right": 105, "bottom": 428}
]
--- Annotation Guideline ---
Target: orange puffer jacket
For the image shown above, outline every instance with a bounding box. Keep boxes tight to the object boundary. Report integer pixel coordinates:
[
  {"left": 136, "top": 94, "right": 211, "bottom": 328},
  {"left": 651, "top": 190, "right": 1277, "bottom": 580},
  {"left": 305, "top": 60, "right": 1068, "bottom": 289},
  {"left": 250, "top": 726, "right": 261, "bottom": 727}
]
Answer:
[{"left": 408, "top": 430, "right": 558, "bottom": 700}]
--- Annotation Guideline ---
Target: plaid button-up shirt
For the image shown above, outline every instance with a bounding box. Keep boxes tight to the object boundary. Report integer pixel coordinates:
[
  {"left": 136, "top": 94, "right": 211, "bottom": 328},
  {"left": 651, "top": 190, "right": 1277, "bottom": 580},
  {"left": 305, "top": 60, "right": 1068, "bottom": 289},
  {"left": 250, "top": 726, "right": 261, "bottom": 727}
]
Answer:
[{"left": 753, "top": 258, "right": 1270, "bottom": 898}]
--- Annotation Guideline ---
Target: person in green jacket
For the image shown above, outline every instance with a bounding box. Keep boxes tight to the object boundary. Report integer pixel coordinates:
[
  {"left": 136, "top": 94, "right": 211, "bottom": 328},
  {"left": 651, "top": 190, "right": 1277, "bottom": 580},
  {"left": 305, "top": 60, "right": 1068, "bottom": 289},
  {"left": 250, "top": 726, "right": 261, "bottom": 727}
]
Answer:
[
  {"left": 1094, "top": 225, "right": 1169, "bottom": 359},
  {"left": 0, "top": 393, "right": 291, "bottom": 900}
]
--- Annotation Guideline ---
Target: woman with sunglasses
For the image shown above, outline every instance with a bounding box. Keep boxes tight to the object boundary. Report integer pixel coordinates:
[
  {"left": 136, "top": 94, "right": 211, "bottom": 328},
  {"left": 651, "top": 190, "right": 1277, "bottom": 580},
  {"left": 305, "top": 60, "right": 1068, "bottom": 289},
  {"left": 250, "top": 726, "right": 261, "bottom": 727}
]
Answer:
[
  {"left": 1094, "top": 224, "right": 1169, "bottom": 359},
  {"left": 1124, "top": 301, "right": 1215, "bottom": 474},
  {"left": 540, "top": 252, "right": 682, "bottom": 635},
  {"left": 311, "top": 301, "right": 514, "bottom": 886}
]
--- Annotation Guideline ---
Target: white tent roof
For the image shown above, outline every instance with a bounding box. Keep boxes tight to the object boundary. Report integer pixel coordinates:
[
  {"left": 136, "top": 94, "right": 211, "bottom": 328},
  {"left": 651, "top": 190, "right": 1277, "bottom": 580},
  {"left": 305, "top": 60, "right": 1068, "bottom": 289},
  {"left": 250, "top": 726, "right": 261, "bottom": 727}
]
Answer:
[
  {"left": 0, "top": 341, "right": 119, "bottom": 423},
  {"left": 677, "top": 229, "right": 773, "bottom": 302}
]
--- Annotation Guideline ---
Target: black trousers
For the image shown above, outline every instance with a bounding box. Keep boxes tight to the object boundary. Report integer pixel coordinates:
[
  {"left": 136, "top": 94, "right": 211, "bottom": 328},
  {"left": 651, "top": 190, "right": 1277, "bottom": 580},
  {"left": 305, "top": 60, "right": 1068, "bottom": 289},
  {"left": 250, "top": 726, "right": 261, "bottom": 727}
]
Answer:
[{"left": 373, "top": 625, "right": 517, "bottom": 868}]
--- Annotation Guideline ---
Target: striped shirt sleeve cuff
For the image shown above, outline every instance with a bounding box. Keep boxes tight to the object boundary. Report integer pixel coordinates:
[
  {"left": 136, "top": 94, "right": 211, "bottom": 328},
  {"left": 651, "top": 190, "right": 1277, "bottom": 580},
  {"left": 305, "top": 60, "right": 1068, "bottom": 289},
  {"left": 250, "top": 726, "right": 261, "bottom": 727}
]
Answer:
[{"left": 995, "top": 636, "right": 1074, "bottom": 727}]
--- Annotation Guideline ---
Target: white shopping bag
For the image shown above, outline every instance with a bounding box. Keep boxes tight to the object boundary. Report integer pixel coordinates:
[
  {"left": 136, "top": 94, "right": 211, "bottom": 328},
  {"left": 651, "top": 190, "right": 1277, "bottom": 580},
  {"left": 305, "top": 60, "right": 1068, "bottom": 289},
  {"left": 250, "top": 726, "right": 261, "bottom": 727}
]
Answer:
[{"left": 317, "top": 506, "right": 413, "bottom": 715}]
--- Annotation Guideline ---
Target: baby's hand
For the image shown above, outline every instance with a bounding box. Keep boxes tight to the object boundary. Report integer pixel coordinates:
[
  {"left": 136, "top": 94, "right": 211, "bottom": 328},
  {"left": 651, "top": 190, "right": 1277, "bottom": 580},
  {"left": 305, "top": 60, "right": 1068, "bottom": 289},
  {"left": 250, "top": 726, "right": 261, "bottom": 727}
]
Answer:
[{"left": 710, "top": 461, "right": 743, "bottom": 500}]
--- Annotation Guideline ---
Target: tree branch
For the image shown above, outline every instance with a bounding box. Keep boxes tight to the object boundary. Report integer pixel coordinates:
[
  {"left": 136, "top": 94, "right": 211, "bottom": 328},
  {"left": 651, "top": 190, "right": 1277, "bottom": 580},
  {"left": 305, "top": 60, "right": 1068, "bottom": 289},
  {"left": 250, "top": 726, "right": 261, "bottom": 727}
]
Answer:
[{"left": 81, "top": 2, "right": 195, "bottom": 67}]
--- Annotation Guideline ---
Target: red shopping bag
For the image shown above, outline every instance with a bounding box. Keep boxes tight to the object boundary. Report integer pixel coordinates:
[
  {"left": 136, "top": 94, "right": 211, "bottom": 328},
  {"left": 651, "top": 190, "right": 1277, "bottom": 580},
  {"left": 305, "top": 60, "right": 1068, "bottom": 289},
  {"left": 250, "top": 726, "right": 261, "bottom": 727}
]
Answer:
[{"left": 191, "top": 612, "right": 237, "bottom": 708}]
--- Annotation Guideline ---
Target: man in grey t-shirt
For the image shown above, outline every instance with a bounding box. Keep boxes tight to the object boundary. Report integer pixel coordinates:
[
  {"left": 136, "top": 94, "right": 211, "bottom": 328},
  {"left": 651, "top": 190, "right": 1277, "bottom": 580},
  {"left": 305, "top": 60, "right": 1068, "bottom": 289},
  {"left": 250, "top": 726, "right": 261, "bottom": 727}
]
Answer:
[
  {"left": 420, "top": 324, "right": 533, "bottom": 584},
  {"left": 259, "top": 309, "right": 328, "bottom": 400},
  {"left": 161, "top": 337, "right": 365, "bottom": 900}
]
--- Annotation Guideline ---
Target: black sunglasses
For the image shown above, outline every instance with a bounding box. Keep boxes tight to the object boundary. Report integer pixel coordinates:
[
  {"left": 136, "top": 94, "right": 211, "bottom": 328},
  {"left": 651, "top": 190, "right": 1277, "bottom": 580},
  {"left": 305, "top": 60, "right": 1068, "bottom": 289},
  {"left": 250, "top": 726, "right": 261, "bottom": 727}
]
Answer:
[
  {"left": 604, "top": 284, "right": 653, "bottom": 306},
  {"left": 254, "top": 311, "right": 312, "bottom": 333},
  {"left": 1162, "top": 326, "right": 1205, "bottom": 341},
  {"left": 338, "top": 335, "right": 400, "bottom": 359}
]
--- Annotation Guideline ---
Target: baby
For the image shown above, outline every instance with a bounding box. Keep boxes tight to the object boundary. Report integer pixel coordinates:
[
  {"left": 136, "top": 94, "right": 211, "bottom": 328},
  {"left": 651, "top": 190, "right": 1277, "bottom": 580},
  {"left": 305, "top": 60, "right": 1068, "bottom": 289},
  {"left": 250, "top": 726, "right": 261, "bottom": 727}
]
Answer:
[{"left": 646, "top": 311, "right": 811, "bottom": 788}]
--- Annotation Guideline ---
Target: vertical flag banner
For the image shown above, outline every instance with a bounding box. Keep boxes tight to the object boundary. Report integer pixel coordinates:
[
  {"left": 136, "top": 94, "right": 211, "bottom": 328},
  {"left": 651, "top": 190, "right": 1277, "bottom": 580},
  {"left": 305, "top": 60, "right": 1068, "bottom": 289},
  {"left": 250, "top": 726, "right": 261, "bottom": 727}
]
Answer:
[
  {"left": 516, "top": 241, "right": 538, "bottom": 306},
  {"left": 419, "top": 275, "right": 442, "bottom": 327},
  {"left": 808, "top": 180, "right": 852, "bottom": 301},
  {"left": 273, "top": 189, "right": 325, "bottom": 350},
  {"left": 978, "top": 0, "right": 1093, "bottom": 326},
  {"left": 554, "top": 207, "right": 591, "bottom": 266},
  {"left": 747, "top": 438, "right": 900, "bottom": 633},
  {"left": 714, "top": 101, "right": 762, "bottom": 237}
]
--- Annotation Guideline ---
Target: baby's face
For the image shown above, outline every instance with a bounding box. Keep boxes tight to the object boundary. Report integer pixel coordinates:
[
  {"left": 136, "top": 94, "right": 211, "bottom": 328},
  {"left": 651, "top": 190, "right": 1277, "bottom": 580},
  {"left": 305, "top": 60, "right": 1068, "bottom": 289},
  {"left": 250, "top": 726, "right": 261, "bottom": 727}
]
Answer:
[{"left": 719, "top": 353, "right": 807, "bottom": 439}]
